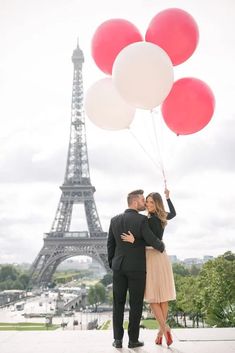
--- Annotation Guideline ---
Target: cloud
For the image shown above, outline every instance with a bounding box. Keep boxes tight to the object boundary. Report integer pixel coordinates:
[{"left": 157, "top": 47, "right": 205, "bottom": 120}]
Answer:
[
  {"left": 0, "top": 129, "right": 67, "bottom": 183},
  {"left": 0, "top": 0, "right": 235, "bottom": 265},
  {"left": 167, "top": 117, "right": 235, "bottom": 178}
]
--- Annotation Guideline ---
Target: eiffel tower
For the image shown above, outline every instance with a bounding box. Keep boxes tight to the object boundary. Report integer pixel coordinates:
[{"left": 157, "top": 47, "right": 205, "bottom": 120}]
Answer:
[{"left": 29, "top": 42, "right": 108, "bottom": 287}]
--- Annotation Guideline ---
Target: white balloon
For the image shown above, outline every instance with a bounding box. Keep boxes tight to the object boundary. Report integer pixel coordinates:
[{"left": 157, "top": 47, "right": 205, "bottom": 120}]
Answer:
[
  {"left": 112, "top": 41, "right": 174, "bottom": 110},
  {"left": 85, "top": 78, "right": 135, "bottom": 130}
]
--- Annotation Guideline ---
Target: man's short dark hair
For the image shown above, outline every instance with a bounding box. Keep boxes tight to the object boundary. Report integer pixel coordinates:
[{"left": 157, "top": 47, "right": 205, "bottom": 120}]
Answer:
[{"left": 127, "top": 189, "right": 144, "bottom": 206}]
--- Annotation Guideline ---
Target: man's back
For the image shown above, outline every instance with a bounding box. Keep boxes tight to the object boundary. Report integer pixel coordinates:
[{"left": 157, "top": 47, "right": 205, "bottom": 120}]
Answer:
[{"left": 108, "top": 209, "right": 164, "bottom": 271}]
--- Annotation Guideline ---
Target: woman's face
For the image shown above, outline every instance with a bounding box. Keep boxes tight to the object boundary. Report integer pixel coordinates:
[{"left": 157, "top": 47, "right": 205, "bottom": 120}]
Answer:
[{"left": 145, "top": 196, "right": 156, "bottom": 213}]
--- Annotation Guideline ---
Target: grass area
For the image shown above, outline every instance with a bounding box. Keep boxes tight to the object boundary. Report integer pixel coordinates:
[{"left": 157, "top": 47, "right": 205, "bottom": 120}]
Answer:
[
  {"left": 0, "top": 322, "right": 45, "bottom": 326},
  {"left": 78, "top": 279, "right": 99, "bottom": 286},
  {"left": 100, "top": 320, "right": 111, "bottom": 330},
  {"left": 124, "top": 319, "right": 159, "bottom": 330},
  {"left": 53, "top": 270, "right": 98, "bottom": 285},
  {"left": 141, "top": 319, "right": 159, "bottom": 329},
  {"left": 54, "top": 276, "right": 99, "bottom": 287},
  {"left": 0, "top": 322, "right": 60, "bottom": 331},
  {"left": 53, "top": 272, "right": 80, "bottom": 283},
  {"left": 95, "top": 318, "right": 159, "bottom": 331}
]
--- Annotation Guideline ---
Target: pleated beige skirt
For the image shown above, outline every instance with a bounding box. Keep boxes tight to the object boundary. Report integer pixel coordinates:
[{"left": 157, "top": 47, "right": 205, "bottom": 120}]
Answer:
[{"left": 144, "top": 247, "right": 176, "bottom": 303}]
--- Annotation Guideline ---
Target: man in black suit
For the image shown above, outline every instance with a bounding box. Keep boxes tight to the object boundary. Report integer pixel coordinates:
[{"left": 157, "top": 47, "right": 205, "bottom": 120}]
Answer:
[{"left": 107, "top": 189, "right": 165, "bottom": 348}]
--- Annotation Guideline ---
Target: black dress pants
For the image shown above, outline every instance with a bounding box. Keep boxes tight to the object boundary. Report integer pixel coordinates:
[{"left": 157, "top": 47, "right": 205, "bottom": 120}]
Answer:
[{"left": 112, "top": 269, "right": 146, "bottom": 341}]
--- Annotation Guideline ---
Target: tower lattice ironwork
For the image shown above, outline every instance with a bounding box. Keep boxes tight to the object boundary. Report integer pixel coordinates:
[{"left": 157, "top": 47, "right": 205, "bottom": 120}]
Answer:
[{"left": 29, "top": 43, "right": 108, "bottom": 287}]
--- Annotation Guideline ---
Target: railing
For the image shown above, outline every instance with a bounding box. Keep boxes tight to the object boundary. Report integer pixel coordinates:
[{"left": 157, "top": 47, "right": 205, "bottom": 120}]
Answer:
[{"left": 45, "top": 231, "right": 89, "bottom": 238}]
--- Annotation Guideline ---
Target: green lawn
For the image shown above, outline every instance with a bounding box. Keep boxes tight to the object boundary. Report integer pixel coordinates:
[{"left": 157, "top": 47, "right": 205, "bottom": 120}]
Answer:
[
  {"left": 0, "top": 322, "right": 44, "bottom": 326},
  {"left": 100, "top": 320, "right": 111, "bottom": 330},
  {"left": 0, "top": 322, "right": 60, "bottom": 331},
  {"left": 141, "top": 319, "right": 159, "bottom": 329},
  {"left": 124, "top": 319, "right": 159, "bottom": 330}
]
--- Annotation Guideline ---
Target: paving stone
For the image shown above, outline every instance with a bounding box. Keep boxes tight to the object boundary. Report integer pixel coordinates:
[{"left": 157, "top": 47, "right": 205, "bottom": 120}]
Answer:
[{"left": 0, "top": 328, "right": 234, "bottom": 353}]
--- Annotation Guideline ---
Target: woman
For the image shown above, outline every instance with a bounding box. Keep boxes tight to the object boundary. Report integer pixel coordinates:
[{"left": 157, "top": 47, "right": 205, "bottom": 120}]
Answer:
[{"left": 121, "top": 188, "right": 176, "bottom": 346}]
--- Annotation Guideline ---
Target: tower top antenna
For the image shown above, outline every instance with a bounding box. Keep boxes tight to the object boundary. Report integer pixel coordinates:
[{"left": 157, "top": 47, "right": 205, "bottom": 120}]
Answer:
[{"left": 72, "top": 39, "right": 84, "bottom": 64}]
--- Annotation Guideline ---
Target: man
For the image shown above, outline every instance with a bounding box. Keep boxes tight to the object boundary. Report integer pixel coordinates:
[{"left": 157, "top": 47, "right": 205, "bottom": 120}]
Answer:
[{"left": 107, "top": 189, "right": 165, "bottom": 348}]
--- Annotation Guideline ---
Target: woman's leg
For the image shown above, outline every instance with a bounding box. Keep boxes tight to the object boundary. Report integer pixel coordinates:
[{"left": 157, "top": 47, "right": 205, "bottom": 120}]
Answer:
[
  {"left": 160, "top": 301, "right": 169, "bottom": 328},
  {"left": 150, "top": 303, "right": 166, "bottom": 338},
  {"left": 160, "top": 301, "right": 173, "bottom": 346},
  {"left": 151, "top": 302, "right": 172, "bottom": 345}
]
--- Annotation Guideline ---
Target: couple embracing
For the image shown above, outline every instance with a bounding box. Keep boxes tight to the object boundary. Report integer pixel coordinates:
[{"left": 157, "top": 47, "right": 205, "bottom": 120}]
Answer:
[{"left": 107, "top": 188, "right": 176, "bottom": 349}]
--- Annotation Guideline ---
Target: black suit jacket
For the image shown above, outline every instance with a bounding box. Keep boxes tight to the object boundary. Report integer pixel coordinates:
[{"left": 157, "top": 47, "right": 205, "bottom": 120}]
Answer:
[{"left": 107, "top": 209, "right": 165, "bottom": 272}]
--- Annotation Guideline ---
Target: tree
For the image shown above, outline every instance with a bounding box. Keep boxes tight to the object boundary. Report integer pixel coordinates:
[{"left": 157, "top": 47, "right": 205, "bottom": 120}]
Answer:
[
  {"left": 19, "top": 273, "right": 30, "bottom": 288},
  {"left": 88, "top": 283, "right": 106, "bottom": 309},
  {"left": 168, "top": 252, "right": 235, "bottom": 328},
  {"left": 172, "top": 263, "right": 190, "bottom": 277},
  {"left": 189, "top": 264, "right": 201, "bottom": 276},
  {"left": 0, "top": 265, "right": 18, "bottom": 281},
  {"left": 172, "top": 275, "right": 203, "bottom": 327},
  {"left": 223, "top": 251, "right": 235, "bottom": 262},
  {"left": 0, "top": 265, "right": 30, "bottom": 290},
  {"left": 199, "top": 253, "right": 235, "bottom": 327},
  {"left": 100, "top": 273, "right": 113, "bottom": 286}
]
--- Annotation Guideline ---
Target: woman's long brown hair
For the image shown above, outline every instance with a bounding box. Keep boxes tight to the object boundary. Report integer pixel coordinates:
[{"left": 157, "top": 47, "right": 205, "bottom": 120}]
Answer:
[{"left": 146, "top": 192, "right": 168, "bottom": 228}]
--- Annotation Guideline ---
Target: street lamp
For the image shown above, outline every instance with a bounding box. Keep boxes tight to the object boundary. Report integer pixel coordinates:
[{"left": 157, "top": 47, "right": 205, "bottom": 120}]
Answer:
[
  {"left": 80, "top": 308, "right": 83, "bottom": 330},
  {"left": 85, "top": 305, "right": 88, "bottom": 329}
]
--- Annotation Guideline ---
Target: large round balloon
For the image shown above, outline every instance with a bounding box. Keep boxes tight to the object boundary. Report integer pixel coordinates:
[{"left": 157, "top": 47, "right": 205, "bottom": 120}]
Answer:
[
  {"left": 145, "top": 8, "right": 199, "bottom": 66},
  {"left": 85, "top": 78, "right": 135, "bottom": 130},
  {"left": 91, "top": 18, "right": 143, "bottom": 75},
  {"left": 112, "top": 41, "right": 174, "bottom": 110},
  {"left": 161, "top": 78, "right": 215, "bottom": 135}
]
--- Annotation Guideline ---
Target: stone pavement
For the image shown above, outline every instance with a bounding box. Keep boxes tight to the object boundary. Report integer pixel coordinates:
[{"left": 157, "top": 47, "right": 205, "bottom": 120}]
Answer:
[{"left": 0, "top": 327, "right": 234, "bottom": 353}]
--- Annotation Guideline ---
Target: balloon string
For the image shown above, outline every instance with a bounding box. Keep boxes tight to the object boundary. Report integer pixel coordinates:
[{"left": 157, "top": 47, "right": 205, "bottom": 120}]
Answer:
[
  {"left": 151, "top": 109, "right": 165, "bottom": 170},
  {"left": 128, "top": 128, "right": 163, "bottom": 174},
  {"left": 150, "top": 109, "right": 167, "bottom": 189}
]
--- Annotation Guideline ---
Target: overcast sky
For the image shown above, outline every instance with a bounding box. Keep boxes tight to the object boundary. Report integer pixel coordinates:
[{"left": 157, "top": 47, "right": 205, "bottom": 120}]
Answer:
[{"left": 0, "top": 0, "right": 234, "bottom": 264}]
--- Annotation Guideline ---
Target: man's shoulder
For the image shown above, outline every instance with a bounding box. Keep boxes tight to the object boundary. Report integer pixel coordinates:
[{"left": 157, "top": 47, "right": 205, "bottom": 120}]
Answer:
[
  {"left": 111, "top": 211, "right": 147, "bottom": 222},
  {"left": 131, "top": 212, "right": 147, "bottom": 219},
  {"left": 111, "top": 213, "right": 124, "bottom": 222},
  {"left": 125, "top": 211, "right": 147, "bottom": 222}
]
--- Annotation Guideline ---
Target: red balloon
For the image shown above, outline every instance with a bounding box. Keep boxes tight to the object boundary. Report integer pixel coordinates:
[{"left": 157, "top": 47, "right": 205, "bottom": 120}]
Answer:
[
  {"left": 91, "top": 19, "right": 143, "bottom": 75},
  {"left": 161, "top": 78, "right": 215, "bottom": 135},
  {"left": 145, "top": 8, "right": 199, "bottom": 66}
]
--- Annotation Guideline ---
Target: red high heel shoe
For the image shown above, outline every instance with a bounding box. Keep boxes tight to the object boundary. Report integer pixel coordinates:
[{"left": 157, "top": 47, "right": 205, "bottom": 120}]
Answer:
[
  {"left": 166, "top": 330, "right": 173, "bottom": 346},
  {"left": 155, "top": 335, "right": 162, "bottom": 345}
]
